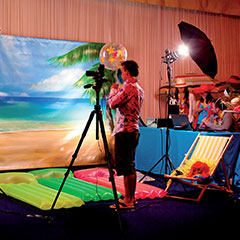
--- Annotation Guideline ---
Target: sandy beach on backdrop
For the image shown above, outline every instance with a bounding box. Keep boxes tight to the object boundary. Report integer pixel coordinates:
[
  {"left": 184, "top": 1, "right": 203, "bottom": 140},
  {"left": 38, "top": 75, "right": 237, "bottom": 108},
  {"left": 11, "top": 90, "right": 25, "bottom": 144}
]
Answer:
[{"left": 0, "top": 128, "right": 114, "bottom": 171}]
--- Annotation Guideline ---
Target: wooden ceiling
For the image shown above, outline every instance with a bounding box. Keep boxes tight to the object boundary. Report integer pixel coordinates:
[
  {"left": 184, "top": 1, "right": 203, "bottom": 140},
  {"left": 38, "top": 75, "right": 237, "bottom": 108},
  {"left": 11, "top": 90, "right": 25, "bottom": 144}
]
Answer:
[{"left": 122, "top": 0, "right": 240, "bottom": 17}]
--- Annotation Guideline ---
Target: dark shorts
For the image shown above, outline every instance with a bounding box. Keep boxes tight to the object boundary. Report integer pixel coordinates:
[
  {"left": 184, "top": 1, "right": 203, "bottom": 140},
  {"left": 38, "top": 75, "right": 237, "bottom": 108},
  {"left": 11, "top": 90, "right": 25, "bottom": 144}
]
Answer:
[{"left": 114, "top": 131, "right": 140, "bottom": 176}]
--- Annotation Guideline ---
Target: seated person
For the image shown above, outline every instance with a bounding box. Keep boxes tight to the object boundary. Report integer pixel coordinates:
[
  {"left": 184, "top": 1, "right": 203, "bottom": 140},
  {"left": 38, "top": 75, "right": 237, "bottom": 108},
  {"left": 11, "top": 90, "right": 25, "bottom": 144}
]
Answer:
[
  {"left": 231, "top": 96, "right": 240, "bottom": 129},
  {"left": 174, "top": 78, "right": 196, "bottom": 124},
  {"left": 201, "top": 99, "right": 238, "bottom": 132},
  {"left": 231, "top": 96, "right": 240, "bottom": 112},
  {"left": 192, "top": 84, "right": 214, "bottom": 129}
]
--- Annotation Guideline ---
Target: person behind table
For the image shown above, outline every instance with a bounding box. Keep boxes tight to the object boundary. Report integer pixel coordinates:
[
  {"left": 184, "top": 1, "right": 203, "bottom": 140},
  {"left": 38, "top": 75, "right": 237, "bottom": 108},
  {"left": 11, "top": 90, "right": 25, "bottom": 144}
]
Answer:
[
  {"left": 231, "top": 96, "right": 240, "bottom": 112},
  {"left": 174, "top": 78, "right": 196, "bottom": 124},
  {"left": 224, "top": 75, "right": 240, "bottom": 99},
  {"left": 193, "top": 84, "right": 214, "bottom": 129},
  {"left": 201, "top": 98, "right": 238, "bottom": 132},
  {"left": 231, "top": 96, "right": 240, "bottom": 130},
  {"left": 108, "top": 60, "right": 144, "bottom": 209}
]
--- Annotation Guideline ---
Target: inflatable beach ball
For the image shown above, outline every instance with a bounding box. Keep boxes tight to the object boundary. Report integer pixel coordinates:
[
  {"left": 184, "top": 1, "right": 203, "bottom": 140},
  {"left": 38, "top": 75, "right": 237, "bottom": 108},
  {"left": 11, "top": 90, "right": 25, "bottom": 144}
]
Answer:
[{"left": 99, "top": 43, "right": 127, "bottom": 70}]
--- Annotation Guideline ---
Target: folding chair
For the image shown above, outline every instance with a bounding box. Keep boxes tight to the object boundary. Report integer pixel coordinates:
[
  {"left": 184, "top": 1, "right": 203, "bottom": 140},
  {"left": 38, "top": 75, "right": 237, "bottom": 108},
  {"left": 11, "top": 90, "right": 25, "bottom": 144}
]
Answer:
[{"left": 164, "top": 133, "right": 234, "bottom": 202}]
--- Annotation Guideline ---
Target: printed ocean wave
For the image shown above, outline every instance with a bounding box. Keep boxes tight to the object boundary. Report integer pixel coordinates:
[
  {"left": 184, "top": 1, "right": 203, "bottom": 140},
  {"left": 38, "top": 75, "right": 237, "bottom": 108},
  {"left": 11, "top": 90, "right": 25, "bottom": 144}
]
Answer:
[
  {"left": 0, "top": 96, "right": 107, "bottom": 132},
  {"left": 0, "top": 120, "right": 89, "bottom": 133}
]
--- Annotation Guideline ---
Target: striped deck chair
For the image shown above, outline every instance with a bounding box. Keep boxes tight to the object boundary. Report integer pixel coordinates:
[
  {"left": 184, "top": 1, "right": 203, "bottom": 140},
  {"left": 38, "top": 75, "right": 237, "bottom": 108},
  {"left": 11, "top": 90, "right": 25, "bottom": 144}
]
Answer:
[{"left": 164, "top": 134, "right": 234, "bottom": 202}]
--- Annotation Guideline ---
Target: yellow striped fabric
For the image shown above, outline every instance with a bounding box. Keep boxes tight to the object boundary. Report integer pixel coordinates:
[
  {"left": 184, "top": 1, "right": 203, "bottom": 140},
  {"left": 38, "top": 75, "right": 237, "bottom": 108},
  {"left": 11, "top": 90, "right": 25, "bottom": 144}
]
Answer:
[{"left": 190, "top": 136, "right": 229, "bottom": 174}]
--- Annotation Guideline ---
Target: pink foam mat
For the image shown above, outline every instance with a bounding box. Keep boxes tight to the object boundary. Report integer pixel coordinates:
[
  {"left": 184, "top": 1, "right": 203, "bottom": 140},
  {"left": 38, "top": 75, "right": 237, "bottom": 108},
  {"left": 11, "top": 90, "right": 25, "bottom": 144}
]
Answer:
[{"left": 74, "top": 168, "right": 166, "bottom": 199}]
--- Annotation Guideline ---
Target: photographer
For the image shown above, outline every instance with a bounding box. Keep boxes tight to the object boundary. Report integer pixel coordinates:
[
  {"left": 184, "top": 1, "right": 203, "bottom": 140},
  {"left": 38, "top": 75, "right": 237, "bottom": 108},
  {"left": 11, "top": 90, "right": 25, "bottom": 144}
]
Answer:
[{"left": 108, "top": 60, "right": 144, "bottom": 209}]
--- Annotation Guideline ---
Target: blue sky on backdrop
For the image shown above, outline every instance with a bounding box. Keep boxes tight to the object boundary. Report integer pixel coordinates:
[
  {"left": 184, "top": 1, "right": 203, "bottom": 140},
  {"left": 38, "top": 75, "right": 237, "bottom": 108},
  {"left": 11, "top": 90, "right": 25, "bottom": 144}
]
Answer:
[{"left": 0, "top": 35, "right": 98, "bottom": 99}]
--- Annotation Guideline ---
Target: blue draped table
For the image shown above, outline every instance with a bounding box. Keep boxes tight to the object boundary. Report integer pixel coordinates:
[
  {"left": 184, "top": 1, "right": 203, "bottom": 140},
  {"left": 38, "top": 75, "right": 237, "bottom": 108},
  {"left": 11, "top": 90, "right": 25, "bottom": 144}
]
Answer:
[{"left": 135, "top": 127, "right": 240, "bottom": 185}]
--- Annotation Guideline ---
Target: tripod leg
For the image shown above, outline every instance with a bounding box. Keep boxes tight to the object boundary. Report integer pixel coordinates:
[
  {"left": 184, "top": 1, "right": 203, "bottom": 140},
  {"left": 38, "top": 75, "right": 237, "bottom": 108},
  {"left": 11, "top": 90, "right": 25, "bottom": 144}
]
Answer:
[
  {"left": 72, "top": 110, "right": 96, "bottom": 160},
  {"left": 49, "top": 110, "right": 96, "bottom": 212},
  {"left": 96, "top": 108, "right": 99, "bottom": 140},
  {"left": 98, "top": 112, "right": 123, "bottom": 232},
  {"left": 165, "top": 155, "right": 175, "bottom": 173},
  {"left": 138, "top": 154, "right": 166, "bottom": 182}
]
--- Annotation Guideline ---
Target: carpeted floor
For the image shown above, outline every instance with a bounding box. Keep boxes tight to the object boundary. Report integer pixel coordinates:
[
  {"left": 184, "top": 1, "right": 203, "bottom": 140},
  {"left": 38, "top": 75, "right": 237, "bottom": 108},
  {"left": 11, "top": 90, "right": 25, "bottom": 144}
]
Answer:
[{"left": 0, "top": 176, "right": 239, "bottom": 240}]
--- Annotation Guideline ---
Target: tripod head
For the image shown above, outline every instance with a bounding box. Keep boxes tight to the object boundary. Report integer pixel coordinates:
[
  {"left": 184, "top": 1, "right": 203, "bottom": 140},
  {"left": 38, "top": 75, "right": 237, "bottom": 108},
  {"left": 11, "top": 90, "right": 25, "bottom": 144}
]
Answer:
[
  {"left": 84, "top": 64, "right": 108, "bottom": 105},
  {"left": 85, "top": 64, "right": 107, "bottom": 89},
  {"left": 84, "top": 64, "right": 109, "bottom": 139}
]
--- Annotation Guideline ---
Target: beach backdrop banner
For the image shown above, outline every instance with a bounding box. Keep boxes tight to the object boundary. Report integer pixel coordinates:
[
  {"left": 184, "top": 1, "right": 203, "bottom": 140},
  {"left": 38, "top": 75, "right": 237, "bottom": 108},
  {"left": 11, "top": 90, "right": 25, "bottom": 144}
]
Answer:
[{"left": 0, "top": 35, "right": 115, "bottom": 170}]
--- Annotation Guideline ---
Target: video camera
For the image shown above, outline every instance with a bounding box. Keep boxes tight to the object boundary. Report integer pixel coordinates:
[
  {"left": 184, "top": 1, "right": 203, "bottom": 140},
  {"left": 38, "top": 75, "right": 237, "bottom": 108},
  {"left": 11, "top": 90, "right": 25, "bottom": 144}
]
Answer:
[
  {"left": 86, "top": 64, "right": 105, "bottom": 79},
  {"left": 84, "top": 64, "right": 107, "bottom": 89}
]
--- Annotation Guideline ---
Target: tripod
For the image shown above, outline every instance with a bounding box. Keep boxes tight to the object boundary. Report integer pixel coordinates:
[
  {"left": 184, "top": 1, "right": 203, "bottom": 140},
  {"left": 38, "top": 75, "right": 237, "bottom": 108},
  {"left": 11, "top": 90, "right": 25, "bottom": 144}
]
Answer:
[
  {"left": 139, "top": 50, "right": 175, "bottom": 182},
  {"left": 49, "top": 67, "right": 123, "bottom": 231}
]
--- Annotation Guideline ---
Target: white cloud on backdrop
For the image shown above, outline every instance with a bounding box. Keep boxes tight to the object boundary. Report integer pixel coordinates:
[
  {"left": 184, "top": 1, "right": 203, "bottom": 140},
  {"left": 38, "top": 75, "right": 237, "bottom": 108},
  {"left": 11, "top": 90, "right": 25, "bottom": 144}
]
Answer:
[
  {"left": 30, "top": 68, "right": 84, "bottom": 92},
  {"left": 0, "top": 92, "right": 8, "bottom": 96}
]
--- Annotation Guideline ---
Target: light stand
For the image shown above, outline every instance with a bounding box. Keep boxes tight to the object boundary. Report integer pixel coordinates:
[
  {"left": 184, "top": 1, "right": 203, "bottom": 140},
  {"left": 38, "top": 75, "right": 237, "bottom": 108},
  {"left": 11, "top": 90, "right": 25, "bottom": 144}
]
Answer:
[
  {"left": 139, "top": 49, "right": 177, "bottom": 181},
  {"left": 48, "top": 64, "right": 123, "bottom": 232},
  {"left": 140, "top": 22, "right": 218, "bottom": 180}
]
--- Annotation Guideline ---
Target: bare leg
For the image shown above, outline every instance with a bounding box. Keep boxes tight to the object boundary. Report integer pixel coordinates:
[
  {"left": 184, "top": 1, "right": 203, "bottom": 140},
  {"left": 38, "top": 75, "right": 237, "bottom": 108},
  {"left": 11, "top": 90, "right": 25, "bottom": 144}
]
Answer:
[{"left": 123, "top": 171, "right": 136, "bottom": 205}]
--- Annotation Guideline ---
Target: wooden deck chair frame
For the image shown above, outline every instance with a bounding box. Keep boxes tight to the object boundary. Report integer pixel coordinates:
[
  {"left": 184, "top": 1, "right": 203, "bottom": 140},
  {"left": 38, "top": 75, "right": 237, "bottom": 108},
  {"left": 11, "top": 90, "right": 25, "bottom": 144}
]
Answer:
[{"left": 164, "top": 134, "right": 234, "bottom": 202}]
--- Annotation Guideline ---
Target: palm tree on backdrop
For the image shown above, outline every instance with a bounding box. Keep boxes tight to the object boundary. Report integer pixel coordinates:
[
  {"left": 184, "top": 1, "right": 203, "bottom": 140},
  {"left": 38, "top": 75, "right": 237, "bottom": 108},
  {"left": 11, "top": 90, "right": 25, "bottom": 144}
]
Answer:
[{"left": 48, "top": 42, "right": 116, "bottom": 131}]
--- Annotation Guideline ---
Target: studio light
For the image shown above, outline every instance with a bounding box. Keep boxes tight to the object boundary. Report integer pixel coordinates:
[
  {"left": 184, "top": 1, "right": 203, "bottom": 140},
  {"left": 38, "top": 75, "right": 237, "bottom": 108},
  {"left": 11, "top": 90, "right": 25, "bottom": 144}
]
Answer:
[
  {"left": 162, "top": 44, "right": 189, "bottom": 65},
  {"left": 141, "top": 21, "right": 218, "bottom": 180},
  {"left": 178, "top": 44, "right": 189, "bottom": 57}
]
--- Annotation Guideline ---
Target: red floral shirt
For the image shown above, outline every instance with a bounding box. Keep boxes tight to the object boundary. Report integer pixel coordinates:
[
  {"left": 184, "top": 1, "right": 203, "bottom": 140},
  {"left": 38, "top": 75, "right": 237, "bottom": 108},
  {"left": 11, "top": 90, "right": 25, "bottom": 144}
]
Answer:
[{"left": 108, "top": 79, "right": 144, "bottom": 136}]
